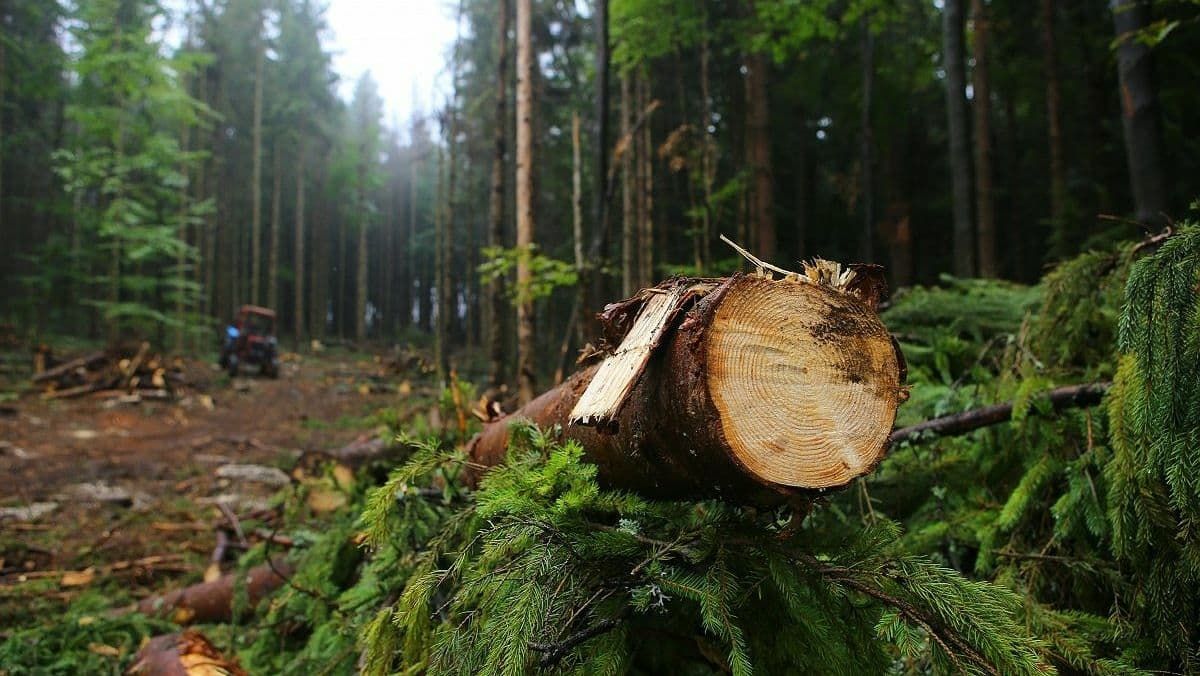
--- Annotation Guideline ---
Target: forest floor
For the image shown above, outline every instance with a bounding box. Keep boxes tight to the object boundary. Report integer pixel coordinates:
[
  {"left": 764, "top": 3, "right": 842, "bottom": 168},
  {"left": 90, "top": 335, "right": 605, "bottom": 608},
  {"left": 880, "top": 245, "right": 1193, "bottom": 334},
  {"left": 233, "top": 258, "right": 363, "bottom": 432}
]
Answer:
[{"left": 0, "top": 343, "right": 436, "bottom": 630}]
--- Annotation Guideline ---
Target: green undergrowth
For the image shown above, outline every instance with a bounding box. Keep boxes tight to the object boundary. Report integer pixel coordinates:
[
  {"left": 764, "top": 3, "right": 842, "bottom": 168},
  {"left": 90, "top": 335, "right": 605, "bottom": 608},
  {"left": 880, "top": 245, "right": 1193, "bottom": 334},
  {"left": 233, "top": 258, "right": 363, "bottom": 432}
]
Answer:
[
  {"left": 0, "top": 592, "right": 174, "bottom": 675},
  {"left": 230, "top": 424, "right": 1073, "bottom": 675}
]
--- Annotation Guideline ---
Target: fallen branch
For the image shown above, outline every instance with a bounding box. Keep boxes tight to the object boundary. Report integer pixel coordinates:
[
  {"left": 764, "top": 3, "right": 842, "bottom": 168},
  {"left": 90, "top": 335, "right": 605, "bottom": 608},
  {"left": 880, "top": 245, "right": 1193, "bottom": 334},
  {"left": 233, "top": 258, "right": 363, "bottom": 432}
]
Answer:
[
  {"left": 887, "top": 382, "right": 1110, "bottom": 446},
  {"left": 30, "top": 351, "right": 106, "bottom": 384},
  {"left": 134, "top": 557, "right": 293, "bottom": 624}
]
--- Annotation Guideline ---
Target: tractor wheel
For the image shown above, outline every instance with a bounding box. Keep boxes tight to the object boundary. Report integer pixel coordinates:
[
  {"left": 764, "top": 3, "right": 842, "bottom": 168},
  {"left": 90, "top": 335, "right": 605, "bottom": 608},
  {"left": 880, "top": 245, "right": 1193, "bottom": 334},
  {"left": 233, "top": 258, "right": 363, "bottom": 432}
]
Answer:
[
  {"left": 227, "top": 355, "right": 239, "bottom": 378},
  {"left": 263, "top": 359, "right": 280, "bottom": 379}
]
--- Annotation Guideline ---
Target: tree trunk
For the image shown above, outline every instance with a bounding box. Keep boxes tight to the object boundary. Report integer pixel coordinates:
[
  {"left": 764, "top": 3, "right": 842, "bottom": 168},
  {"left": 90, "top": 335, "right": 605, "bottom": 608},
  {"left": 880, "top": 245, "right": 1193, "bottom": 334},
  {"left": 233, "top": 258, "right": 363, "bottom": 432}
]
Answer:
[
  {"left": 355, "top": 148, "right": 369, "bottom": 342},
  {"left": 250, "top": 16, "right": 264, "bottom": 305},
  {"left": 487, "top": 0, "right": 510, "bottom": 388},
  {"left": 638, "top": 75, "right": 654, "bottom": 289},
  {"left": 439, "top": 110, "right": 458, "bottom": 380},
  {"left": 1111, "top": 0, "right": 1167, "bottom": 225},
  {"left": 268, "top": 139, "right": 281, "bottom": 310},
  {"left": 572, "top": 111, "right": 585, "bottom": 348},
  {"left": 621, "top": 75, "right": 635, "bottom": 298},
  {"left": 972, "top": 0, "right": 996, "bottom": 277},
  {"left": 860, "top": 17, "right": 875, "bottom": 263},
  {"left": 1040, "top": 0, "right": 1067, "bottom": 231},
  {"left": 515, "top": 0, "right": 536, "bottom": 404},
  {"left": 743, "top": 52, "right": 775, "bottom": 263},
  {"left": 700, "top": 27, "right": 715, "bottom": 269},
  {"left": 594, "top": 0, "right": 609, "bottom": 242},
  {"left": 293, "top": 144, "right": 306, "bottom": 343},
  {"left": 942, "top": 0, "right": 975, "bottom": 277},
  {"left": 469, "top": 272, "right": 903, "bottom": 503}
]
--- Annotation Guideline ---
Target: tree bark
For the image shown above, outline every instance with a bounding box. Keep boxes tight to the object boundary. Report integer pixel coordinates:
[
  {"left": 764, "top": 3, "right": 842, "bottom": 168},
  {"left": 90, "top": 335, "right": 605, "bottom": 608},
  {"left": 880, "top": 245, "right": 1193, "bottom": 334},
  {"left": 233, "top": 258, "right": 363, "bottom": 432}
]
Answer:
[
  {"left": 594, "top": 0, "right": 609, "bottom": 240},
  {"left": 309, "top": 182, "right": 326, "bottom": 340},
  {"left": 268, "top": 139, "right": 281, "bottom": 310},
  {"left": 487, "top": 0, "right": 510, "bottom": 388},
  {"left": 743, "top": 52, "right": 776, "bottom": 263},
  {"left": 700, "top": 26, "right": 715, "bottom": 269},
  {"left": 469, "top": 272, "right": 904, "bottom": 503},
  {"left": 434, "top": 140, "right": 446, "bottom": 373},
  {"left": 127, "top": 630, "right": 246, "bottom": 676},
  {"left": 942, "top": 0, "right": 975, "bottom": 277},
  {"left": 135, "top": 558, "right": 292, "bottom": 625},
  {"left": 355, "top": 206, "right": 367, "bottom": 342},
  {"left": 293, "top": 144, "right": 306, "bottom": 343},
  {"left": 572, "top": 111, "right": 585, "bottom": 348},
  {"left": 972, "top": 0, "right": 996, "bottom": 277},
  {"left": 860, "top": 17, "right": 875, "bottom": 263},
  {"left": 515, "top": 0, "right": 536, "bottom": 404},
  {"left": 637, "top": 74, "right": 654, "bottom": 290},
  {"left": 1111, "top": 0, "right": 1167, "bottom": 225},
  {"left": 440, "top": 105, "right": 459, "bottom": 380},
  {"left": 1040, "top": 0, "right": 1067, "bottom": 232},
  {"left": 621, "top": 74, "right": 635, "bottom": 298},
  {"left": 250, "top": 12, "right": 265, "bottom": 305}
]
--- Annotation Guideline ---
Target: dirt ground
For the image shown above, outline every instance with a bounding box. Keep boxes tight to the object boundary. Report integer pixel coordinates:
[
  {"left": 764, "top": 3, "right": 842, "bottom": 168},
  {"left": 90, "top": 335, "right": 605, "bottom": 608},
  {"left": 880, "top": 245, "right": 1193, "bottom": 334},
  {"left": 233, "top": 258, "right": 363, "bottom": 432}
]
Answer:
[{"left": 0, "top": 348, "right": 429, "bottom": 627}]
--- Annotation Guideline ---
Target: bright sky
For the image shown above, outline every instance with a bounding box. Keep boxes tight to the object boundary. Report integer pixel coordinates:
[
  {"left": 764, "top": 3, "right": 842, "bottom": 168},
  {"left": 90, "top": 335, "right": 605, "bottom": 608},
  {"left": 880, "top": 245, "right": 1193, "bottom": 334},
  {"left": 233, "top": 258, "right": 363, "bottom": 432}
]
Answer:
[{"left": 324, "top": 1, "right": 459, "bottom": 128}]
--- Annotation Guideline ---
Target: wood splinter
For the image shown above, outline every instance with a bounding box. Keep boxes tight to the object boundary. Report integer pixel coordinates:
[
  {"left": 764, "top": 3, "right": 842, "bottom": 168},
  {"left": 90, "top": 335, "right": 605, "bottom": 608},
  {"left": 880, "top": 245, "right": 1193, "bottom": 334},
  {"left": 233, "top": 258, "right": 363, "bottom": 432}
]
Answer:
[{"left": 469, "top": 258, "right": 906, "bottom": 504}]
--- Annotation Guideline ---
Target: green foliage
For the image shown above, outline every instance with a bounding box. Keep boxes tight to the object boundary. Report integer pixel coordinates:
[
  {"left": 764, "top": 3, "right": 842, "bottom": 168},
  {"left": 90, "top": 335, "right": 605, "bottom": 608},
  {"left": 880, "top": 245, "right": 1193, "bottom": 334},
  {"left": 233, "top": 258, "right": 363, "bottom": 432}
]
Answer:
[
  {"left": 50, "top": 0, "right": 211, "bottom": 338},
  {"left": 478, "top": 245, "right": 580, "bottom": 305},
  {"left": 871, "top": 225, "right": 1200, "bottom": 672},
  {"left": 1030, "top": 245, "right": 1135, "bottom": 374},
  {"left": 0, "top": 593, "right": 173, "bottom": 675},
  {"left": 251, "top": 424, "right": 1055, "bottom": 675},
  {"left": 1105, "top": 225, "right": 1200, "bottom": 665}
]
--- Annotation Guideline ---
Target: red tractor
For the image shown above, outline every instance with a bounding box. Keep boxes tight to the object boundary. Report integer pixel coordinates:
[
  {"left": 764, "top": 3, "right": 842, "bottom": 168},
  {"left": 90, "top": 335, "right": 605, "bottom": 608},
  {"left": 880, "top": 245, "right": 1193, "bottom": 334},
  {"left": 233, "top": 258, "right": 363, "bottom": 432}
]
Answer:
[{"left": 219, "top": 305, "right": 280, "bottom": 378}]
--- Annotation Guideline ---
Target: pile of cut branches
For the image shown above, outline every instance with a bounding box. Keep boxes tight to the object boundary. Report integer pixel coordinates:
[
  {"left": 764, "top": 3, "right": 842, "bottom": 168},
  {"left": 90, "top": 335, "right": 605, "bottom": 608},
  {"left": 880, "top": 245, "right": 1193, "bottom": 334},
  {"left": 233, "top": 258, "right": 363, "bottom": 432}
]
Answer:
[{"left": 31, "top": 342, "right": 190, "bottom": 402}]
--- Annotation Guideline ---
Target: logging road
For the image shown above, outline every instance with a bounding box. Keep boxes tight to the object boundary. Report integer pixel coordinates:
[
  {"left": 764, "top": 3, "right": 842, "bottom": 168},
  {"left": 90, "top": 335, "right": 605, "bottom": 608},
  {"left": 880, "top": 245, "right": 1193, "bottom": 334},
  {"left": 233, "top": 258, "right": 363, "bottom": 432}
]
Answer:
[{"left": 0, "top": 349, "right": 428, "bottom": 627}]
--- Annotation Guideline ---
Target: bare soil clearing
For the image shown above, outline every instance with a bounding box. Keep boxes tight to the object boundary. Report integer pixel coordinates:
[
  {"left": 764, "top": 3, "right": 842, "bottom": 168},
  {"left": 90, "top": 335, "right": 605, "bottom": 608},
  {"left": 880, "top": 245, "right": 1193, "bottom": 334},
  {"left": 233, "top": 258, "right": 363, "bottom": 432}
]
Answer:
[{"left": 0, "top": 350, "right": 416, "bottom": 626}]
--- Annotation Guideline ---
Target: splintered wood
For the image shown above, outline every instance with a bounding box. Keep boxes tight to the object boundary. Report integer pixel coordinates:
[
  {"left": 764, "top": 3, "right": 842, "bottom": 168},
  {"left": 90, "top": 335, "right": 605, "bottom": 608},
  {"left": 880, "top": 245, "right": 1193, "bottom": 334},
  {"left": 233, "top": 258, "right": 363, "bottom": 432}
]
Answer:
[
  {"left": 470, "top": 268, "right": 905, "bottom": 503},
  {"left": 569, "top": 286, "right": 688, "bottom": 427}
]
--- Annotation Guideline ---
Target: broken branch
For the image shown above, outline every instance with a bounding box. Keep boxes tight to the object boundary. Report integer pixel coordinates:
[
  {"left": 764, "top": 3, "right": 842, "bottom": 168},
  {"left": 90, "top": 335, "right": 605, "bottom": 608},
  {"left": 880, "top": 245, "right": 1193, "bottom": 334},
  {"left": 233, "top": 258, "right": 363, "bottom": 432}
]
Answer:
[{"left": 887, "top": 382, "right": 1110, "bottom": 446}]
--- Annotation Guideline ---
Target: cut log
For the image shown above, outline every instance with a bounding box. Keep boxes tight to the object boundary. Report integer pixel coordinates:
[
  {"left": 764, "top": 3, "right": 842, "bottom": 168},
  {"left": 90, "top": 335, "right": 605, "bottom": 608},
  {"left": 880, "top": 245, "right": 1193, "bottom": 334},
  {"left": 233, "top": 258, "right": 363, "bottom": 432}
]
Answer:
[
  {"left": 469, "top": 269, "right": 905, "bottom": 502},
  {"left": 126, "top": 630, "right": 247, "bottom": 676},
  {"left": 135, "top": 558, "right": 292, "bottom": 625},
  {"left": 30, "top": 350, "right": 106, "bottom": 384}
]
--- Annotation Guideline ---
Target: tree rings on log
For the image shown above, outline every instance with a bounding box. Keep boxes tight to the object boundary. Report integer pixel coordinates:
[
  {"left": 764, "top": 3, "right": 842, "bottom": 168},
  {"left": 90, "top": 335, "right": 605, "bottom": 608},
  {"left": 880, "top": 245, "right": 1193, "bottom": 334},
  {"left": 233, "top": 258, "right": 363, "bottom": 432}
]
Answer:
[
  {"left": 469, "top": 268, "right": 905, "bottom": 503},
  {"left": 705, "top": 275, "right": 902, "bottom": 488}
]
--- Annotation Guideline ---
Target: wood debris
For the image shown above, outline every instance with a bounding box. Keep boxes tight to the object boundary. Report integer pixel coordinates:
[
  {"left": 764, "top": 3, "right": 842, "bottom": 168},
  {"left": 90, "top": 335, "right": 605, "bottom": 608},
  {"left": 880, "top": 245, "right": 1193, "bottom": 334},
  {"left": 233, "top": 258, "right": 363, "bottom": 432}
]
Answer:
[{"left": 31, "top": 342, "right": 192, "bottom": 402}]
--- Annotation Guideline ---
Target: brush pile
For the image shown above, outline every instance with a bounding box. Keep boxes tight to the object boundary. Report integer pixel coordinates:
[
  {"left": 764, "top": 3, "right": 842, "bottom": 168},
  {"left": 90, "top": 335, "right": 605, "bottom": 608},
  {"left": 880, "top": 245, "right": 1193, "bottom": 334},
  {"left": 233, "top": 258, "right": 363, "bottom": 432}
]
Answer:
[{"left": 31, "top": 342, "right": 189, "bottom": 401}]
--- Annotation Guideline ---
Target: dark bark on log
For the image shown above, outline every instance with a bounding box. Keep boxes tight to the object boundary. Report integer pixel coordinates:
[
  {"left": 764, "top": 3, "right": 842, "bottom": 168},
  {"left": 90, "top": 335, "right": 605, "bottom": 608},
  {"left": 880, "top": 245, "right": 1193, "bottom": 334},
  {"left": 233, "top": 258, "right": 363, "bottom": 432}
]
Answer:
[
  {"left": 126, "top": 630, "right": 246, "bottom": 676},
  {"left": 30, "top": 351, "right": 106, "bottom": 383},
  {"left": 887, "top": 382, "right": 1109, "bottom": 445},
  {"left": 135, "top": 558, "right": 292, "bottom": 625},
  {"left": 469, "top": 274, "right": 903, "bottom": 503}
]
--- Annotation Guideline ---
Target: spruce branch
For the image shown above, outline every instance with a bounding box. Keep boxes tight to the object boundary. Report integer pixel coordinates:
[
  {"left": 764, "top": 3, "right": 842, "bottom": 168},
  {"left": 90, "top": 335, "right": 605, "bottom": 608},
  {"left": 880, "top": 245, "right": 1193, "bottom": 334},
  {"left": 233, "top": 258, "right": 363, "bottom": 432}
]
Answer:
[
  {"left": 528, "top": 616, "right": 623, "bottom": 668},
  {"left": 888, "top": 382, "right": 1110, "bottom": 445},
  {"left": 798, "top": 553, "right": 998, "bottom": 675}
]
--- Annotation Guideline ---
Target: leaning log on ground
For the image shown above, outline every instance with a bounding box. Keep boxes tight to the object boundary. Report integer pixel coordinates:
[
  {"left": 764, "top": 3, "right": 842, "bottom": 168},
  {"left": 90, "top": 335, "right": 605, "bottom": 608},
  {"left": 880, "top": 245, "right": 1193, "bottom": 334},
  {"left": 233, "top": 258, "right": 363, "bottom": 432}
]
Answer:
[
  {"left": 469, "top": 269, "right": 906, "bottom": 503},
  {"left": 126, "top": 630, "right": 247, "bottom": 676},
  {"left": 135, "top": 558, "right": 292, "bottom": 625}
]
